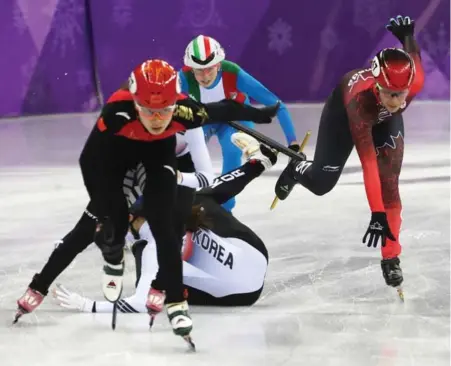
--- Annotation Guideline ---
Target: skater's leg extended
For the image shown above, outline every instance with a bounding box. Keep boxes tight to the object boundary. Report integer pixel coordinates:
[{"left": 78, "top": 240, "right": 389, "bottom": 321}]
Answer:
[
  {"left": 16, "top": 204, "right": 97, "bottom": 321},
  {"left": 275, "top": 87, "right": 354, "bottom": 198},
  {"left": 31, "top": 206, "right": 97, "bottom": 294}
]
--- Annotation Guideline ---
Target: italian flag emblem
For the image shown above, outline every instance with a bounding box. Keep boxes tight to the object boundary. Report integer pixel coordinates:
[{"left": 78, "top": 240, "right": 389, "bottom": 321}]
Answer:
[{"left": 192, "top": 35, "right": 213, "bottom": 60}]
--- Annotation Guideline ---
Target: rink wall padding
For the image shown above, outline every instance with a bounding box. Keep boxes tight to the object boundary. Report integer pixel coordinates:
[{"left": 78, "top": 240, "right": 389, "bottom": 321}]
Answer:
[
  {"left": 0, "top": 102, "right": 448, "bottom": 167},
  {"left": 1, "top": 0, "right": 450, "bottom": 117}
]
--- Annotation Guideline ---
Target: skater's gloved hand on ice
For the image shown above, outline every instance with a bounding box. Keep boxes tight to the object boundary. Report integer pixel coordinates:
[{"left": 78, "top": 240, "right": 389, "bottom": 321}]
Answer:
[
  {"left": 386, "top": 15, "right": 415, "bottom": 43},
  {"left": 362, "top": 212, "right": 396, "bottom": 248},
  {"left": 52, "top": 284, "right": 93, "bottom": 312}
]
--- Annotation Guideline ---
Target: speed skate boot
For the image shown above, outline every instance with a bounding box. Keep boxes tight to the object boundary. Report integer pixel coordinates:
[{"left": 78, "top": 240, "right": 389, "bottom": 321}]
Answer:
[
  {"left": 166, "top": 301, "right": 195, "bottom": 350},
  {"left": 146, "top": 288, "right": 166, "bottom": 328},
  {"left": 102, "top": 259, "right": 124, "bottom": 302},
  {"left": 274, "top": 150, "right": 306, "bottom": 201},
  {"left": 14, "top": 274, "right": 47, "bottom": 324},
  {"left": 231, "top": 132, "right": 277, "bottom": 169},
  {"left": 381, "top": 257, "right": 404, "bottom": 301}
]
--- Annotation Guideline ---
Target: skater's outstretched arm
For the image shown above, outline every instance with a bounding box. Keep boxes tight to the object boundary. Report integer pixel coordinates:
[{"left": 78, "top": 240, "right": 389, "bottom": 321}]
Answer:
[
  {"left": 385, "top": 15, "right": 425, "bottom": 97},
  {"left": 178, "top": 127, "right": 215, "bottom": 189},
  {"left": 346, "top": 96, "right": 385, "bottom": 213},
  {"left": 174, "top": 97, "right": 280, "bottom": 128},
  {"left": 235, "top": 66, "right": 297, "bottom": 145},
  {"left": 53, "top": 283, "right": 146, "bottom": 313},
  {"left": 197, "top": 162, "right": 263, "bottom": 205}
]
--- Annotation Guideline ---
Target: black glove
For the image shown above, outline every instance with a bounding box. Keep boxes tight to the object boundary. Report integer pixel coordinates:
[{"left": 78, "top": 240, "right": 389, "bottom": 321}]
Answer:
[
  {"left": 288, "top": 143, "right": 300, "bottom": 154},
  {"left": 203, "top": 100, "right": 280, "bottom": 125},
  {"left": 362, "top": 212, "right": 396, "bottom": 248},
  {"left": 256, "top": 101, "right": 281, "bottom": 123},
  {"left": 94, "top": 216, "right": 115, "bottom": 249},
  {"left": 386, "top": 15, "right": 415, "bottom": 43}
]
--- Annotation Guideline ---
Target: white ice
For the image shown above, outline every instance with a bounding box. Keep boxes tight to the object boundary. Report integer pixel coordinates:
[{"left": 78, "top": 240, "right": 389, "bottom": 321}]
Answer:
[{"left": 0, "top": 102, "right": 449, "bottom": 366}]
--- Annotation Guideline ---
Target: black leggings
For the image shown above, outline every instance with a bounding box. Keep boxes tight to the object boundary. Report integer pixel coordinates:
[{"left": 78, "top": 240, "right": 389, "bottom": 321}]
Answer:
[
  {"left": 185, "top": 286, "right": 263, "bottom": 306},
  {"left": 30, "top": 205, "right": 97, "bottom": 295},
  {"left": 294, "top": 86, "right": 404, "bottom": 197},
  {"left": 29, "top": 153, "right": 196, "bottom": 298}
]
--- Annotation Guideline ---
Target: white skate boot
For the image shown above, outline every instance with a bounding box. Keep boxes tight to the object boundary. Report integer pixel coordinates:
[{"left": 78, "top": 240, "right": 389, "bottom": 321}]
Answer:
[
  {"left": 231, "top": 132, "right": 277, "bottom": 169},
  {"left": 102, "top": 261, "right": 124, "bottom": 302},
  {"left": 167, "top": 301, "right": 195, "bottom": 350}
]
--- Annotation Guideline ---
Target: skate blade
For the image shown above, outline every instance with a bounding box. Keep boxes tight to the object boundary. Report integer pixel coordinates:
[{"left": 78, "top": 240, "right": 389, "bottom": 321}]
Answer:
[
  {"left": 13, "top": 306, "right": 27, "bottom": 324},
  {"left": 183, "top": 335, "right": 196, "bottom": 352},
  {"left": 396, "top": 286, "right": 404, "bottom": 302},
  {"left": 149, "top": 314, "right": 156, "bottom": 329},
  {"left": 12, "top": 313, "right": 22, "bottom": 324},
  {"left": 270, "top": 196, "right": 279, "bottom": 210},
  {"left": 270, "top": 130, "right": 311, "bottom": 210},
  {"left": 111, "top": 302, "right": 118, "bottom": 330},
  {"left": 148, "top": 309, "right": 160, "bottom": 329}
]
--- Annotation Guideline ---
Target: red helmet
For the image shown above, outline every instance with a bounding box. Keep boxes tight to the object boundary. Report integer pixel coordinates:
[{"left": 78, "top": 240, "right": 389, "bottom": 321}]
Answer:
[
  {"left": 371, "top": 48, "right": 415, "bottom": 91},
  {"left": 128, "top": 59, "right": 180, "bottom": 109}
]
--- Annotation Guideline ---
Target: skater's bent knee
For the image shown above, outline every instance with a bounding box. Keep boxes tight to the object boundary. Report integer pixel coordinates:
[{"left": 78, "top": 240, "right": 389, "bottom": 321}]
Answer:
[{"left": 309, "top": 181, "right": 336, "bottom": 196}]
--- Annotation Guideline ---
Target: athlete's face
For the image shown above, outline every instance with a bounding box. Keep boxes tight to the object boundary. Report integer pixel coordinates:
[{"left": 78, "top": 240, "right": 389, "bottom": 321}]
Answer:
[
  {"left": 378, "top": 86, "right": 409, "bottom": 113},
  {"left": 192, "top": 64, "right": 220, "bottom": 87},
  {"left": 135, "top": 103, "right": 176, "bottom": 135}
]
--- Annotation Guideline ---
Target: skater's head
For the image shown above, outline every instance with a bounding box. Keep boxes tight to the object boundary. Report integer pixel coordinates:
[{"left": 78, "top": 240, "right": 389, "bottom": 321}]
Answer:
[
  {"left": 371, "top": 48, "right": 415, "bottom": 113},
  {"left": 184, "top": 35, "right": 225, "bottom": 87},
  {"left": 129, "top": 59, "right": 180, "bottom": 134}
]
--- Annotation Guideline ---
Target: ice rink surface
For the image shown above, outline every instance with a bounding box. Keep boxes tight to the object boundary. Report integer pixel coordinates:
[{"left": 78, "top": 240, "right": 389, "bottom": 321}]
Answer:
[{"left": 0, "top": 102, "right": 449, "bottom": 366}]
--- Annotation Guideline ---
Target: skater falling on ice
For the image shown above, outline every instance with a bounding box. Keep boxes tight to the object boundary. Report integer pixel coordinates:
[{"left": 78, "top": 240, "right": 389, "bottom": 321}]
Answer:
[
  {"left": 15, "top": 58, "right": 280, "bottom": 345},
  {"left": 15, "top": 120, "right": 216, "bottom": 322},
  {"left": 53, "top": 133, "right": 274, "bottom": 317},
  {"left": 274, "top": 15, "right": 425, "bottom": 297}
]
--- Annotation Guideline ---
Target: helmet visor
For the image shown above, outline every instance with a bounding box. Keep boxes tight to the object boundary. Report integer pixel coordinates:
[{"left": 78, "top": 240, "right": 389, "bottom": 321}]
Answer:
[
  {"left": 135, "top": 102, "right": 176, "bottom": 117},
  {"left": 376, "top": 84, "right": 409, "bottom": 98}
]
